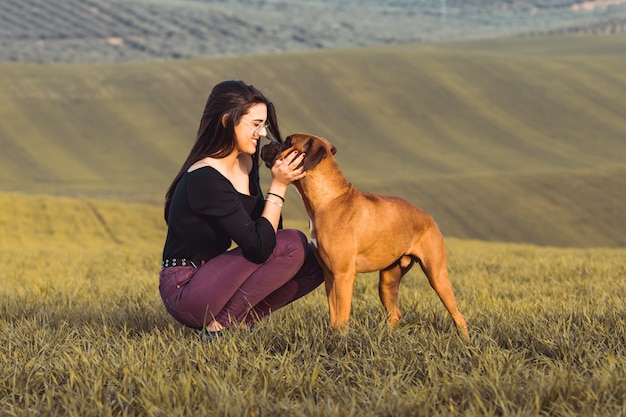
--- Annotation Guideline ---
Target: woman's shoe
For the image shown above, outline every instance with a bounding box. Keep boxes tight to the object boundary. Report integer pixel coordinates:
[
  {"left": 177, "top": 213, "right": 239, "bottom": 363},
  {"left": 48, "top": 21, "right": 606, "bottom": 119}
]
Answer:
[{"left": 197, "top": 328, "right": 223, "bottom": 342}]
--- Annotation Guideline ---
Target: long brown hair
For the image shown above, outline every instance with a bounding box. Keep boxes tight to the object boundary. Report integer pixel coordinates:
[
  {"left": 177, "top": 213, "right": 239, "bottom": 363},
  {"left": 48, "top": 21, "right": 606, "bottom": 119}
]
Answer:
[{"left": 164, "top": 80, "right": 282, "bottom": 222}]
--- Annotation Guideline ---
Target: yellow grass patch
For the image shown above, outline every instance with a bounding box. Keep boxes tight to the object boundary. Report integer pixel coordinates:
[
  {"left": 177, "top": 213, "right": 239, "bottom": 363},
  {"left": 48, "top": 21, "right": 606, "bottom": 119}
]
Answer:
[{"left": 1, "top": 192, "right": 624, "bottom": 416}]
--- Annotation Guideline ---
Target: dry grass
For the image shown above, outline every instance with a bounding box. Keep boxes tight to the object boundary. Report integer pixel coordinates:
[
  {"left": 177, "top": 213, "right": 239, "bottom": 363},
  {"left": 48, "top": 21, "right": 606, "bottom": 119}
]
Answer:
[{"left": 1, "top": 192, "right": 624, "bottom": 416}]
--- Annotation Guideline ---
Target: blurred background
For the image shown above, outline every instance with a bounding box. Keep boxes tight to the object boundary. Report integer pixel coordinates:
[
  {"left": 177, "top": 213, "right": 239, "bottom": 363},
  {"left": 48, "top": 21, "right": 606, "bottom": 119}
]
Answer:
[
  {"left": 1, "top": 0, "right": 625, "bottom": 63},
  {"left": 1, "top": 0, "right": 625, "bottom": 248}
]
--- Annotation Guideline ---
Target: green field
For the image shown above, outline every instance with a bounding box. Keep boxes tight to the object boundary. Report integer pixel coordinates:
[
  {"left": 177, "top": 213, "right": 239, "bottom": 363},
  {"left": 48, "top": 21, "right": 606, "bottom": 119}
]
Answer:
[
  {"left": 1, "top": 192, "right": 625, "bottom": 416},
  {"left": 1, "top": 34, "right": 626, "bottom": 416},
  {"left": 1, "top": 34, "right": 625, "bottom": 247}
]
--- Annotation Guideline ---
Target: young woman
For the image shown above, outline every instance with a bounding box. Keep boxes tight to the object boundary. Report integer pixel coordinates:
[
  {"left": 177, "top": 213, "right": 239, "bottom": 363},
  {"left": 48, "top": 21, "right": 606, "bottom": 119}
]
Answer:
[{"left": 160, "top": 80, "right": 324, "bottom": 340}]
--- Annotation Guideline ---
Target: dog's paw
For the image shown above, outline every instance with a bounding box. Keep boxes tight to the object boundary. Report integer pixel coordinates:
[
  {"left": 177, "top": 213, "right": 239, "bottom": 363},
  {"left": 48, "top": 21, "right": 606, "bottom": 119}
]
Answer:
[{"left": 455, "top": 320, "right": 469, "bottom": 341}]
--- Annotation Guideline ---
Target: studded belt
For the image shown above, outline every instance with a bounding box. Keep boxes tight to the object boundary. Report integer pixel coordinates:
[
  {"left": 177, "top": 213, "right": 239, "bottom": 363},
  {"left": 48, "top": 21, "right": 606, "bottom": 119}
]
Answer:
[{"left": 161, "top": 258, "right": 204, "bottom": 269}]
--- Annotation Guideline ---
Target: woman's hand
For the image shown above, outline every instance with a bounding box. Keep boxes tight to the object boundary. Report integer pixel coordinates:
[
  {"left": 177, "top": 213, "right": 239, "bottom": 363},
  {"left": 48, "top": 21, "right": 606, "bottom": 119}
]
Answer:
[
  {"left": 271, "top": 150, "right": 306, "bottom": 186},
  {"left": 263, "top": 150, "right": 306, "bottom": 231}
]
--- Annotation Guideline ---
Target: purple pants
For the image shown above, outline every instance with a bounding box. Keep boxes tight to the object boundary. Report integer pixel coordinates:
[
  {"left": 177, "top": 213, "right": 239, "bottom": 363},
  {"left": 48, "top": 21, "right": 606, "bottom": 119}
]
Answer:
[{"left": 159, "top": 229, "right": 324, "bottom": 329}]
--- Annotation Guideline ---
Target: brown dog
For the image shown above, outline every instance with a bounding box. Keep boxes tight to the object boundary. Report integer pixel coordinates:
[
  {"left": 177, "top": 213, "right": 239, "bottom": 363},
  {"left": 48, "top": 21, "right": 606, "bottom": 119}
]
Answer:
[{"left": 261, "top": 133, "right": 468, "bottom": 338}]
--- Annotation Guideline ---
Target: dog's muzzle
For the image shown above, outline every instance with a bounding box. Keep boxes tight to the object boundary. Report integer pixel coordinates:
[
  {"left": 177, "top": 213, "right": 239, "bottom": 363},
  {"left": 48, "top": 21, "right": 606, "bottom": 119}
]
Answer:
[{"left": 260, "top": 141, "right": 283, "bottom": 168}]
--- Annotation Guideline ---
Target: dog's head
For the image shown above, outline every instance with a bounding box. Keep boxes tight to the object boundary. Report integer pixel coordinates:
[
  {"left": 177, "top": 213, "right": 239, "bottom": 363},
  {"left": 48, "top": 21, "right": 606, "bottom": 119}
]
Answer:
[{"left": 260, "top": 132, "right": 337, "bottom": 172}]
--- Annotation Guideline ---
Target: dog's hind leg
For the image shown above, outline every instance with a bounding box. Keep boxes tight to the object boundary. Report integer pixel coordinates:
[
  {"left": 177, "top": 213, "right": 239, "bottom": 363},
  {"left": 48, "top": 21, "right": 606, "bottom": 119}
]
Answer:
[
  {"left": 379, "top": 255, "right": 414, "bottom": 327},
  {"left": 414, "top": 228, "right": 469, "bottom": 339}
]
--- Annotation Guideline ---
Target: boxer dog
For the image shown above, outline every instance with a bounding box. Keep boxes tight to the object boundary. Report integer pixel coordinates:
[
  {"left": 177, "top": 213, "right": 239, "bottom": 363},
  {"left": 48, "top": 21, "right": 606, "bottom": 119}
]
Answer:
[{"left": 261, "top": 133, "right": 468, "bottom": 339}]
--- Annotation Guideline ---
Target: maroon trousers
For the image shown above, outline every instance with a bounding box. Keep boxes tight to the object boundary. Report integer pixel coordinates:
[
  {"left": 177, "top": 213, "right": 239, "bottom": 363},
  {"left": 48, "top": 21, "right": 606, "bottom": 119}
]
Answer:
[{"left": 159, "top": 229, "right": 324, "bottom": 329}]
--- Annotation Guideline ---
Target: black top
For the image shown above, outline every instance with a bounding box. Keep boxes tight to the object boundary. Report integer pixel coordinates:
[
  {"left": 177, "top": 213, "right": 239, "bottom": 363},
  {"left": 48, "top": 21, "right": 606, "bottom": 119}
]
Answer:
[{"left": 162, "top": 163, "right": 276, "bottom": 264}]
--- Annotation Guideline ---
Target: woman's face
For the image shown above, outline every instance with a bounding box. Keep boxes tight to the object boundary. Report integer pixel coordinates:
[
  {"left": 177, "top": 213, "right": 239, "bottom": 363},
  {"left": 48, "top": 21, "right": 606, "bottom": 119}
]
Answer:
[{"left": 235, "top": 102, "right": 268, "bottom": 155}]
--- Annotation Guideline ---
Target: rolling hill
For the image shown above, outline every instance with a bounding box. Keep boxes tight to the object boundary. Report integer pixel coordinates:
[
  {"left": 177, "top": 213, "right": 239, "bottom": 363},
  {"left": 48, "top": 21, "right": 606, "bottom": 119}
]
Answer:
[
  {"left": 1, "top": 0, "right": 625, "bottom": 63},
  {"left": 0, "top": 34, "right": 625, "bottom": 247}
]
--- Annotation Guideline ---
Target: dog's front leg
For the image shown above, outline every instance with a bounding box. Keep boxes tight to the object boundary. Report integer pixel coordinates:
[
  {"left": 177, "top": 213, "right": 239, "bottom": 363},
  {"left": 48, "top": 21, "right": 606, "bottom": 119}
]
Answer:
[{"left": 324, "top": 269, "right": 357, "bottom": 333}]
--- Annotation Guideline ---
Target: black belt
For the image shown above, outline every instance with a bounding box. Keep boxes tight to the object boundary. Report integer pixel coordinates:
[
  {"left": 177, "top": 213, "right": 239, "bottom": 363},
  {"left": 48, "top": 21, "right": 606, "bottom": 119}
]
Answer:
[{"left": 161, "top": 258, "right": 203, "bottom": 269}]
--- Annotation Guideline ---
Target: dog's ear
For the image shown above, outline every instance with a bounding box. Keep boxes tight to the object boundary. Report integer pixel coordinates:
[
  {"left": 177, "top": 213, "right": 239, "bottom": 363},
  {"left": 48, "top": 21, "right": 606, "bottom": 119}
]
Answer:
[
  {"left": 317, "top": 135, "right": 337, "bottom": 156},
  {"left": 302, "top": 137, "right": 329, "bottom": 171}
]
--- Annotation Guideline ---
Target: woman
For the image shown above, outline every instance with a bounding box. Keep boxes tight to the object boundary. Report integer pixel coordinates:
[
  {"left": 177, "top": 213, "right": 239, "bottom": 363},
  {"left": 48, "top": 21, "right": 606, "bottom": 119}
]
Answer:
[{"left": 160, "top": 80, "right": 324, "bottom": 340}]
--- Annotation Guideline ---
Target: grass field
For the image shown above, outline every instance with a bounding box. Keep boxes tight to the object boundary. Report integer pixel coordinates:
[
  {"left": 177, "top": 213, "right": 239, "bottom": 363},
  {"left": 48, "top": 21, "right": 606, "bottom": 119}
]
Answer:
[
  {"left": 1, "top": 34, "right": 625, "bottom": 247},
  {"left": 1, "top": 192, "right": 625, "bottom": 416}
]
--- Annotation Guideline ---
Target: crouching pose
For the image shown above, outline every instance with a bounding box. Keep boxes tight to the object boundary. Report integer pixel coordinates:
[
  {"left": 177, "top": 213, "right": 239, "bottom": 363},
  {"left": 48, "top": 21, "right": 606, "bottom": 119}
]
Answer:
[{"left": 159, "top": 80, "right": 324, "bottom": 340}]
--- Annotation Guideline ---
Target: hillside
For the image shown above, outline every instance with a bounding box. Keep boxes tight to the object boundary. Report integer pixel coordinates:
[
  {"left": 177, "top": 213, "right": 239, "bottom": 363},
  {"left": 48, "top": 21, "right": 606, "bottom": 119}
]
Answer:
[
  {"left": 0, "top": 35, "right": 625, "bottom": 247},
  {"left": 0, "top": 192, "right": 165, "bottom": 250},
  {"left": 1, "top": 0, "right": 625, "bottom": 63}
]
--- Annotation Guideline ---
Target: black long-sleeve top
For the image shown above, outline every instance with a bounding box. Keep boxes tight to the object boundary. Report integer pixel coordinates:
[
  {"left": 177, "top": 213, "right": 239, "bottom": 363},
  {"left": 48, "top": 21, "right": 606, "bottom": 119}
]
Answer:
[{"left": 162, "top": 165, "right": 276, "bottom": 264}]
